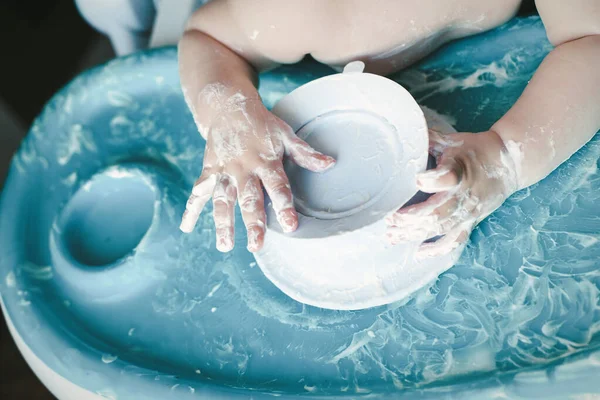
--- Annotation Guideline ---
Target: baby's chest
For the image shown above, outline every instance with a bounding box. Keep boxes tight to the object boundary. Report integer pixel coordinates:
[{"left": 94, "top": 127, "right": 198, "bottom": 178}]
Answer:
[{"left": 312, "top": 0, "right": 522, "bottom": 73}]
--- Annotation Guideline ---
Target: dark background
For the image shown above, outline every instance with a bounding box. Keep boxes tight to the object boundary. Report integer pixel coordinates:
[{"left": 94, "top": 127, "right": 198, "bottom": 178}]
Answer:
[
  {"left": 0, "top": 0, "right": 114, "bottom": 191},
  {"left": 0, "top": 0, "right": 113, "bottom": 398},
  {"left": 0, "top": 0, "right": 538, "bottom": 399}
]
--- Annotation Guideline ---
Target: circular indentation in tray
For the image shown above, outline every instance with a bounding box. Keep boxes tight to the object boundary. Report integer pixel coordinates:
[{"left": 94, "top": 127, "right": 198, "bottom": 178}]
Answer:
[
  {"left": 62, "top": 171, "right": 155, "bottom": 266},
  {"left": 60, "top": 170, "right": 156, "bottom": 267},
  {"left": 48, "top": 165, "right": 175, "bottom": 304},
  {"left": 285, "top": 110, "right": 400, "bottom": 220}
]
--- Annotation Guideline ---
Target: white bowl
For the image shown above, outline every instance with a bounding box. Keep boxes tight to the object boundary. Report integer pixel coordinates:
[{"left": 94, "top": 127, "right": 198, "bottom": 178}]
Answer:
[{"left": 255, "top": 62, "right": 459, "bottom": 310}]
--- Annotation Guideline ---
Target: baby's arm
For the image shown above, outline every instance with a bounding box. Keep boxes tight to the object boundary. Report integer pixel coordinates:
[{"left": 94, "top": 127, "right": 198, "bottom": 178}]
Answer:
[
  {"left": 387, "top": 0, "right": 599, "bottom": 257},
  {"left": 492, "top": 0, "right": 600, "bottom": 190},
  {"left": 178, "top": 1, "right": 335, "bottom": 252},
  {"left": 178, "top": 0, "right": 275, "bottom": 135}
]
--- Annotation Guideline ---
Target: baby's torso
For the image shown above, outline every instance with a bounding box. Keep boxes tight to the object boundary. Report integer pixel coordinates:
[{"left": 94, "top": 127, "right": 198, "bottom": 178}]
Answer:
[
  {"left": 319, "top": 0, "right": 522, "bottom": 73},
  {"left": 229, "top": 0, "right": 523, "bottom": 74}
]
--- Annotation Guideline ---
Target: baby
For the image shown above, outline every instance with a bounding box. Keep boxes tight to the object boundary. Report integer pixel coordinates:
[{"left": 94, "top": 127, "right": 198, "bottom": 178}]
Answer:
[{"left": 178, "top": 0, "right": 600, "bottom": 257}]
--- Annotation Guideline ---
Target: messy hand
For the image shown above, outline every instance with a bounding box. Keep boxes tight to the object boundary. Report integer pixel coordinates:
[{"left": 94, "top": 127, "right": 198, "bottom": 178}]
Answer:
[
  {"left": 180, "top": 98, "right": 335, "bottom": 253},
  {"left": 386, "top": 129, "right": 518, "bottom": 258}
]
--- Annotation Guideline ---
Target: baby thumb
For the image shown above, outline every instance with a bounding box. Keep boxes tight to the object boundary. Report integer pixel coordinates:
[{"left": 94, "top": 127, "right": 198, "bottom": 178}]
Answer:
[{"left": 416, "top": 165, "right": 460, "bottom": 193}]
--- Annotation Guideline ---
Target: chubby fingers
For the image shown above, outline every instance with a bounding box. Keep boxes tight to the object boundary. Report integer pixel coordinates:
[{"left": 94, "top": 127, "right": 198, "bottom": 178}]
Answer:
[
  {"left": 387, "top": 191, "right": 477, "bottom": 243},
  {"left": 415, "top": 223, "right": 472, "bottom": 260},
  {"left": 385, "top": 159, "right": 462, "bottom": 242},
  {"left": 212, "top": 175, "right": 237, "bottom": 252},
  {"left": 238, "top": 174, "right": 266, "bottom": 252},
  {"left": 283, "top": 132, "right": 336, "bottom": 173},
  {"left": 387, "top": 193, "right": 458, "bottom": 243},
  {"left": 387, "top": 191, "right": 477, "bottom": 244},
  {"left": 428, "top": 128, "right": 462, "bottom": 160},
  {"left": 180, "top": 172, "right": 217, "bottom": 233},
  {"left": 416, "top": 164, "right": 461, "bottom": 193},
  {"left": 257, "top": 163, "right": 298, "bottom": 233}
]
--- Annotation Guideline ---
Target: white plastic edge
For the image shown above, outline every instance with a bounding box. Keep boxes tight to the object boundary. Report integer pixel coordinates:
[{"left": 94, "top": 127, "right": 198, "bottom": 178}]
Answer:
[{"left": 0, "top": 297, "right": 102, "bottom": 400}]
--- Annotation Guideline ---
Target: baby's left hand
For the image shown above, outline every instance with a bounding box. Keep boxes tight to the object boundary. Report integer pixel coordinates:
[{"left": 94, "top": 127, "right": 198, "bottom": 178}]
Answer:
[{"left": 386, "top": 129, "right": 519, "bottom": 258}]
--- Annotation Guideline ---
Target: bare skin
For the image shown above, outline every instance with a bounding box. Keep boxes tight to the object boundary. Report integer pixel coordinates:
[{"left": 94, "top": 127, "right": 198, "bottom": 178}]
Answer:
[{"left": 178, "top": 0, "right": 600, "bottom": 255}]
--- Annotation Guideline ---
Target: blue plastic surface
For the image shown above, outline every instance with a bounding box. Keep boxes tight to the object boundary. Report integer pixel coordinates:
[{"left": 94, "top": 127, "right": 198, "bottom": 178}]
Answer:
[{"left": 1, "top": 17, "right": 600, "bottom": 399}]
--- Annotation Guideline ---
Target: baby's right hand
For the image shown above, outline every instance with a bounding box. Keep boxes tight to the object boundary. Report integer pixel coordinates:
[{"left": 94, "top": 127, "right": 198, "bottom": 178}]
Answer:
[{"left": 180, "top": 98, "right": 335, "bottom": 253}]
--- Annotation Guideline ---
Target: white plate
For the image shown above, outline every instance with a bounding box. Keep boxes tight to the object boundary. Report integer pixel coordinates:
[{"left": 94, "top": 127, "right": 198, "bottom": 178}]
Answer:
[{"left": 255, "top": 62, "right": 459, "bottom": 310}]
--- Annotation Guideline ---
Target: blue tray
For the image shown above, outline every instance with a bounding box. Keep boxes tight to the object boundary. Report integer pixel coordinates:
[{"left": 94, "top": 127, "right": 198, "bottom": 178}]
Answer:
[{"left": 1, "top": 16, "right": 600, "bottom": 399}]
